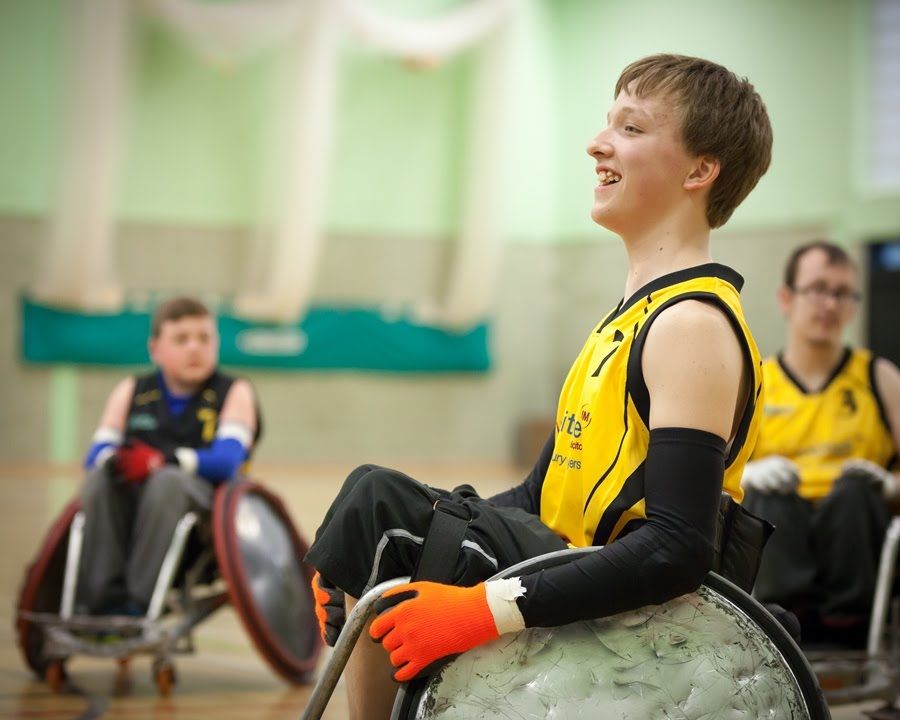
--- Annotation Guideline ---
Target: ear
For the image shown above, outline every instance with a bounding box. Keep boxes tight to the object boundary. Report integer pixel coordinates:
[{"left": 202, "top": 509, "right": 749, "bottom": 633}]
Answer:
[
  {"left": 683, "top": 155, "right": 720, "bottom": 191},
  {"left": 776, "top": 285, "right": 792, "bottom": 315},
  {"left": 148, "top": 337, "right": 158, "bottom": 364}
]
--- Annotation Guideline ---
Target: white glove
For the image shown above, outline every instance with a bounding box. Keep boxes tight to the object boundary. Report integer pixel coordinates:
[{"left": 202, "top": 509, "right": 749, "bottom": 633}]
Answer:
[
  {"left": 741, "top": 456, "right": 799, "bottom": 494},
  {"left": 842, "top": 459, "right": 898, "bottom": 499}
]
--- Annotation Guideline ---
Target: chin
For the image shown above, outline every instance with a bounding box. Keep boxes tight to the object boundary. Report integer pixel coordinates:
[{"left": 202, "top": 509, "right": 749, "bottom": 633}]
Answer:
[
  {"left": 590, "top": 207, "right": 622, "bottom": 234},
  {"left": 183, "top": 366, "right": 213, "bottom": 383}
]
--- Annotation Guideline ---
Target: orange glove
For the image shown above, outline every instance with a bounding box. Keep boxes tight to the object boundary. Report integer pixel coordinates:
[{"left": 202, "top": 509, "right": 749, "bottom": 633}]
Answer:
[
  {"left": 369, "top": 581, "right": 500, "bottom": 682},
  {"left": 311, "top": 571, "right": 345, "bottom": 647}
]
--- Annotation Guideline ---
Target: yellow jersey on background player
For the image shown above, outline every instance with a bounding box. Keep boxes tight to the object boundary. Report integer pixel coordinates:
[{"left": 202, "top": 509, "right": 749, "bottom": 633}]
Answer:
[{"left": 752, "top": 349, "right": 896, "bottom": 501}]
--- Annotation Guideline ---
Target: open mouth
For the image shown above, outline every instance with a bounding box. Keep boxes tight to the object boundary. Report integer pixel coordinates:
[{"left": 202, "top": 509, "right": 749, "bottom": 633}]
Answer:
[{"left": 597, "top": 170, "right": 621, "bottom": 186}]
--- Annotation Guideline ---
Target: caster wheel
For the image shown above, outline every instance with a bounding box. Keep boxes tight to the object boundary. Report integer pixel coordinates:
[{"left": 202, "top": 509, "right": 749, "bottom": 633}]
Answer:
[
  {"left": 44, "top": 661, "right": 66, "bottom": 693},
  {"left": 153, "top": 660, "right": 176, "bottom": 697}
]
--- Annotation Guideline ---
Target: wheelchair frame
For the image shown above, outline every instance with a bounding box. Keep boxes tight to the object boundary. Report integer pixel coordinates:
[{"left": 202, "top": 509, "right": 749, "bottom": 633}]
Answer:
[
  {"left": 19, "top": 508, "right": 227, "bottom": 695},
  {"left": 805, "top": 515, "right": 900, "bottom": 715},
  {"left": 17, "top": 479, "right": 321, "bottom": 696}
]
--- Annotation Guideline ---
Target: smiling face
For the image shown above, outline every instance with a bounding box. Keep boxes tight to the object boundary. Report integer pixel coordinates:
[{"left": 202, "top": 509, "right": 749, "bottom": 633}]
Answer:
[
  {"left": 779, "top": 248, "right": 860, "bottom": 348},
  {"left": 149, "top": 314, "right": 219, "bottom": 392},
  {"left": 586, "top": 88, "right": 703, "bottom": 238}
]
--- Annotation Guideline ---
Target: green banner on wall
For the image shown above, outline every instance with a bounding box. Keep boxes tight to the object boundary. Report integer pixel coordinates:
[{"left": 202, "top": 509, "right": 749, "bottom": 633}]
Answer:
[{"left": 21, "top": 297, "right": 490, "bottom": 372}]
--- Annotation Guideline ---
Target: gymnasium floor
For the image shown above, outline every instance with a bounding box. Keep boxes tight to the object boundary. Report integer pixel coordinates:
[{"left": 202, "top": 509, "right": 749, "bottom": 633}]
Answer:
[{"left": 0, "top": 462, "right": 889, "bottom": 719}]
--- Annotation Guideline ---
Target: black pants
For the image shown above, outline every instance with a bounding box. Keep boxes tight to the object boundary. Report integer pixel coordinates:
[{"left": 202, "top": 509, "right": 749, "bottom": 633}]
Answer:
[
  {"left": 744, "top": 473, "right": 889, "bottom": 618},
  {"left": 305, "top": 465, "right": 566, "bottom": 598}
]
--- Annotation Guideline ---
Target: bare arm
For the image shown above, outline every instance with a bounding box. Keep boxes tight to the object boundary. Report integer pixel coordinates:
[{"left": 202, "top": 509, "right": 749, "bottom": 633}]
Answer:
[
  {"left": 219, "top": 379, "right": 258, "bottom": 440},
  {"left": 96, "top": 377, "right": 136, "bottom": 432},
  {"left": 83, "top": 377, "right": 135, "bottom": 467},
  {"left": 644, "top": 299, "right": 744, "bottom": 440},
  {"left": 874, "top": 357, "right": 900, "bottom": 496}
]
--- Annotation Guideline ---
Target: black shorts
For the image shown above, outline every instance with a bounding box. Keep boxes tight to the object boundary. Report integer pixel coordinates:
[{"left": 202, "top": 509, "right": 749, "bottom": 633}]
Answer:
[{"left": 305, "top": 464, "right": 566, "bottom": 598}]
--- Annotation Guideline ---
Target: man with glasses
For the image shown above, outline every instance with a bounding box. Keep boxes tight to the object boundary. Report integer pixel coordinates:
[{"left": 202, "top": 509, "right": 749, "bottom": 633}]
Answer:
[{"left": 742, "top": 240, "right": 900, "bottom": 647}]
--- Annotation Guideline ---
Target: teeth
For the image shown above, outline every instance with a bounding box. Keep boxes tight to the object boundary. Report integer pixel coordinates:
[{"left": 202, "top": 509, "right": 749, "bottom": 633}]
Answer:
[{"left": 597, "top": 170, "right": 621, "bottom": 186}]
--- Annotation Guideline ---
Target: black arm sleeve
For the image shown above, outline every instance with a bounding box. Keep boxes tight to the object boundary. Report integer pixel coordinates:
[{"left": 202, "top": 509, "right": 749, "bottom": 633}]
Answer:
[
  {"left": 516, "top": 427, "right": 725, "bottom": 627},
  {"left": 487, "top": 431, "right": 554, "bottom": 513}
]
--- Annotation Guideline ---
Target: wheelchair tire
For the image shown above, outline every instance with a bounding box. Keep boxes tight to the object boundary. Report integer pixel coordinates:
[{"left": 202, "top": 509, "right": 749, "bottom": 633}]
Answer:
[
  {"left": 394, "top": 551, "right": 831, "bottom": 720},
  {"left": 15, "top": 499, "right": 81, "bottom": 678},
  {"left": 212, "top": 480, "right": 321, "bottom": 683}
]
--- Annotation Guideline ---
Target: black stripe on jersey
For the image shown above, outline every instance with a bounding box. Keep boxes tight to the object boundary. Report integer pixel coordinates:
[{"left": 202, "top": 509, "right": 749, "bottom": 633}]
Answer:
[
  {"left": 583, "top": 386, "right": 630, "bottom": 513},
  {"left": 591, "top": 330, "right": 625, "bottom": 377},
  {"left": 591, "top": 347, "right": 618, "bottom": 378},
  {"left": 868, "top": 354, "right": 895, "bottom": 436},
  {"left": 614, "top": 263, "right": 744, "bottom": 319},
  {"left": 777, "top": 346, "right": 852, "bottom": 395},
  {"left": 591, "top": 461, "right": 646, "bottom": 545},
  {"left": 596, "top": 300, "right": 624, "bottom": 334},
  {"left": 625, "top": 292, "right": 757, "bottom": 467}
]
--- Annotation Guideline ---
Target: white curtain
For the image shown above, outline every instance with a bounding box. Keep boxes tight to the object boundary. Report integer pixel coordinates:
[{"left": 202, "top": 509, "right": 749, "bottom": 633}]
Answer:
[
  {"left": 340, "top": 0, "right": 516, "bottom": 60},
  {"left": 31, "top": 0, "right": 134, "bottom": 310},
  {"left": 416, "top": 21, "right": 515, "bottom": 328},
  {"left": 139, "top": 0, "right": 315, "bottom": 66},
  {"left": 342, "top": 0, "right": 518, "bottom": 328},
  {"left": 233, "top": 1, "right": 341, "bottom": 322},
  {"left": 34, "top": 0, "right": 521, "bottom": 328}
]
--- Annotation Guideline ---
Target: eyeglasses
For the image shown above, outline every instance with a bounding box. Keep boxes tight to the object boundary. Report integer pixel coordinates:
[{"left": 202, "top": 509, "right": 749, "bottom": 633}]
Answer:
[{"left": 790, "top": 284, "right": 861, "bottom": 306}]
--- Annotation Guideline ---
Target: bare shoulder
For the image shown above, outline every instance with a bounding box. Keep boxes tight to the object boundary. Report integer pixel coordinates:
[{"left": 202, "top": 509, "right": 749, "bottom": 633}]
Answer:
[
  {"left": 225, "top": 378, "right": 256, "bottom": 404},
  {"left": 98, "top": 376, "right": 136, "bottom": 429},
  {"left": 873, "top": 355, "right": 900, "bottom": 400},
  {"left": 642, "top": 299, "right": 744, "bottom": 436},
  {"left": 873, "top": 356, "right": 900, "bottom": 441},
  {"left": 111, "top": 376, "right": 136, "bottom": 400},
  {"left": 221, "top": 378, "right": 258, "bottom": 432}
]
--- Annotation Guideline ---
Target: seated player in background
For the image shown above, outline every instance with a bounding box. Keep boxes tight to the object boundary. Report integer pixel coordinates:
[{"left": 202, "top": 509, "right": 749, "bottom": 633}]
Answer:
[
  {"left": 307, "top": 53, "right": 774, "bottom": 720},
  {"left": 742, "top": 240, "right": 900, "bottom": 647},
  {"left": 77, "top": 296, "right": 260, "bottom": 616}
]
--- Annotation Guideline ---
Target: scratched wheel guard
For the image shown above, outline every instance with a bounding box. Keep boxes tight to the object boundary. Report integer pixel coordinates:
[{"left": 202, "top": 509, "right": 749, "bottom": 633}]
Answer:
[
  {"left": 393, "top": 561, "right": 830, "bottom": 719},
  {"left": 213, "top": 481, "right": 322, "bottom": 683}
]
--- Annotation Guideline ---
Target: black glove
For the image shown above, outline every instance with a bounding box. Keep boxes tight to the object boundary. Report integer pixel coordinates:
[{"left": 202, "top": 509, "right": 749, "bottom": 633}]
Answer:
[{"left": 312, "top": 571, "right": 345, "bottom": 647}]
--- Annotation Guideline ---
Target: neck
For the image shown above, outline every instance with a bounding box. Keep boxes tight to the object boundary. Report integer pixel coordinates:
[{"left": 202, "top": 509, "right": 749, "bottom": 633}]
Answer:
[
  {"left": 781, "top": 339, "right": 846, "bottom": 389},
  {"left": 620, "top": 216, "right": 712, "bottom": 299}
]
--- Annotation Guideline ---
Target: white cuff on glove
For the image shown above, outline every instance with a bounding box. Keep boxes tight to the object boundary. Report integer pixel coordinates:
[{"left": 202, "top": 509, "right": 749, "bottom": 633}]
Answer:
[
  {"left": 484, "top": 577, "right": 526, "bottom": 634},
  {"left": 741, "top": 456, "right": 799, "bottom": 494}
]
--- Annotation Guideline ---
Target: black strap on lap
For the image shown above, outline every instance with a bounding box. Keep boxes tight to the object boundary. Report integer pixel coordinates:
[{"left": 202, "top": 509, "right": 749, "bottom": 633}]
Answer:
[
  {"left": 713, "top": 493, "right": 774, "bottom": 593},
  {"left": 412, "top": 500, "right": 471, "bottom": 583}
]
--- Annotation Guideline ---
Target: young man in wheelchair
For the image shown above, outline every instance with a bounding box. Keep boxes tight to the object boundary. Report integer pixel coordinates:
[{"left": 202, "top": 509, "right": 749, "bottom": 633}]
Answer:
[
  {"left": 307, "top": 54, "right": 773, "bottom": 719},
  {"left": 741, "top": 241, "right": 900, "bottom": 648},
  {"left": 77, "top": 296, "right": 260, "bottom": 617}
]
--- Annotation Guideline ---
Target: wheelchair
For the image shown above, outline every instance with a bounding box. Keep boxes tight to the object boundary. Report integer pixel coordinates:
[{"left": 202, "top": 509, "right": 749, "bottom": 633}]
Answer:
[
  {"left": 805, "top": 515, "right": 900, "bottom": 718},
  {"left": 301, "top": 546, "right": 831, "bottom": 719},
  {"left": 15, "top": 479, "right": 322, "bottom": 696}
]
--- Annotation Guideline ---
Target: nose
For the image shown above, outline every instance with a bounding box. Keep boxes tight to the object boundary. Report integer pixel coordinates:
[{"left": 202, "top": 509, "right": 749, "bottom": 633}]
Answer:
[{"left": 586, "top": 128, "right": 613, "bottom": 159}]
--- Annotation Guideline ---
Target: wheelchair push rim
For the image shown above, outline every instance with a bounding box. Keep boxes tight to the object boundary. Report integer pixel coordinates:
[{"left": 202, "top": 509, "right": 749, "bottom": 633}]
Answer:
[{"left": 394, "top": 549, "right": 831, "bottom": 720}]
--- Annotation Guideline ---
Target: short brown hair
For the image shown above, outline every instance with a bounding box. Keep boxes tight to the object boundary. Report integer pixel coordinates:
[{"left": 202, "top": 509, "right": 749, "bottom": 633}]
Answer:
[
  {"left": 616, "top": 54, "right": 773, "bottom": 229},
  {"left": 783, "top": 240, "right": 856, "bottom": 289},
  {"left": 150, "top": 296, "right": 212, "bottom": 338}
]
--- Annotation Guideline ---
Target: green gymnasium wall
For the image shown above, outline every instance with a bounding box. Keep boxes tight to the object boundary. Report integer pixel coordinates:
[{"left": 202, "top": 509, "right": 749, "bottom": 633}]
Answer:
[
  {"left": 1, "top": 0, "right": 897, "bottom": 463},
  {"left": 1, "top": 0, "right": 896, "bottom": 245}
]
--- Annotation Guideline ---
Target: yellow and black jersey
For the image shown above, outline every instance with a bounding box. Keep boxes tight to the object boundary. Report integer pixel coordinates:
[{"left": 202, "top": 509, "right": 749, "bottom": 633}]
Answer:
[
  {"left": 751, "top": 349, "right": 897, "bottom": 500},
  {"left": 539, "top": 263, "right": 763, "bottom": 548}
]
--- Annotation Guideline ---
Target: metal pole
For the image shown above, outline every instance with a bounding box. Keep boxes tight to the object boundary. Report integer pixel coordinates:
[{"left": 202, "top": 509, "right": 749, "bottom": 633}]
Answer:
[{"left": 301, "top": 577, "right": 410, "bottom": 720}]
